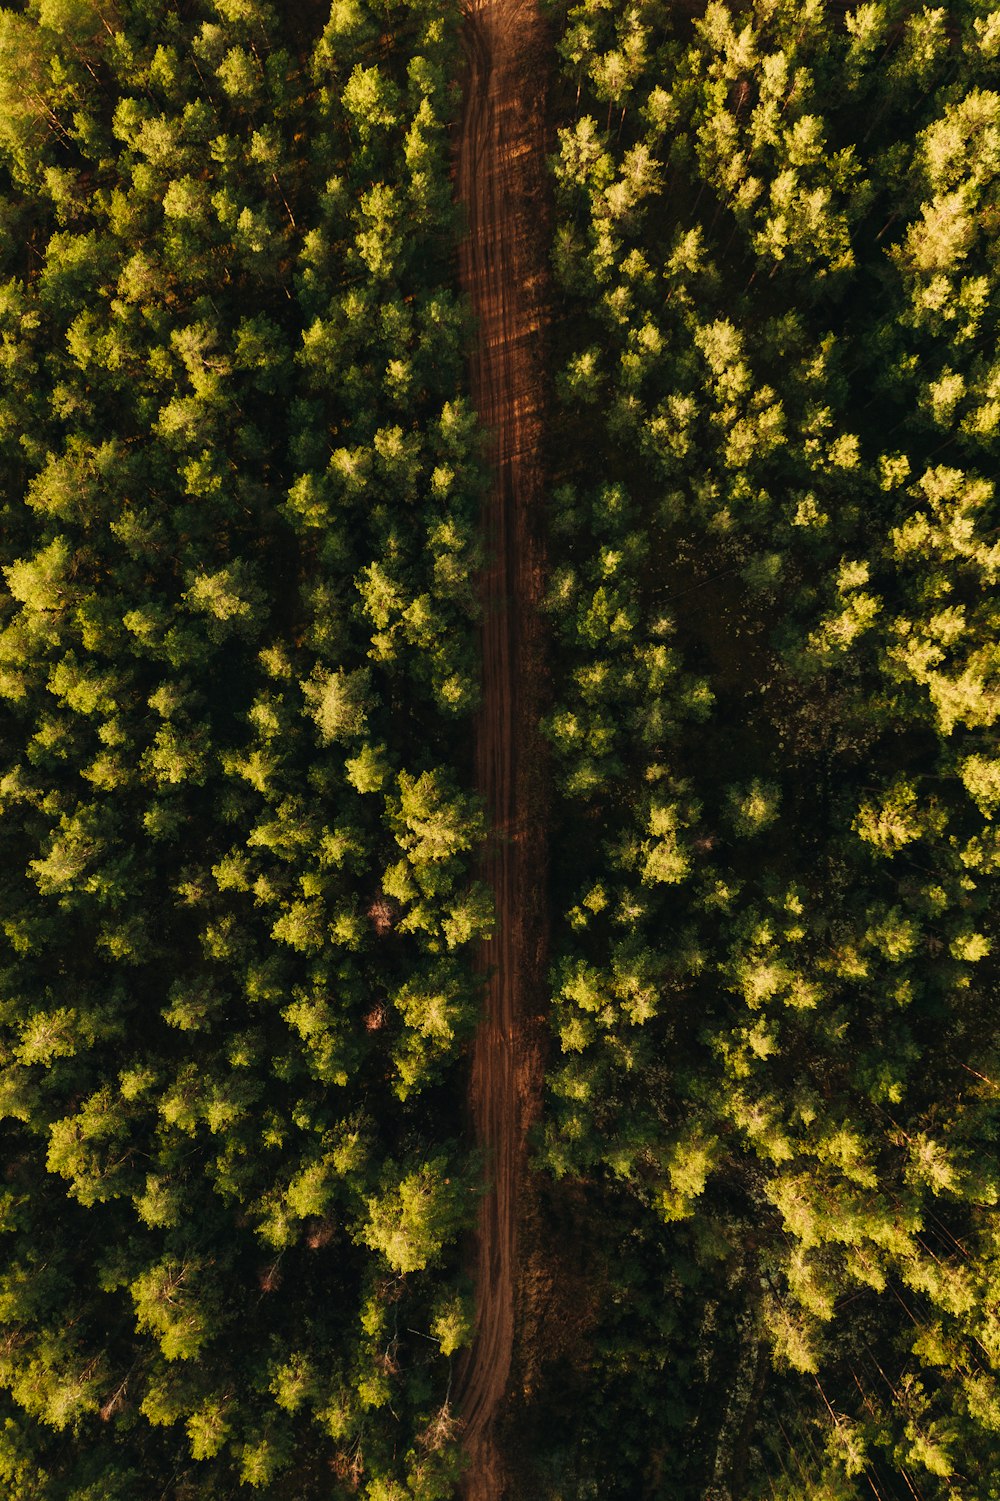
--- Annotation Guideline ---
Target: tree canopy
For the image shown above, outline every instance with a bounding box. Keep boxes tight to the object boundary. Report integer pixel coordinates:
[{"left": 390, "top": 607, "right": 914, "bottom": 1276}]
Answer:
[
  {"left": 534, "top": 2, "right": 1000, "bottom": 1497},
  {"left": 0, "top": 0, "right": 486, "bottom": 1494}
]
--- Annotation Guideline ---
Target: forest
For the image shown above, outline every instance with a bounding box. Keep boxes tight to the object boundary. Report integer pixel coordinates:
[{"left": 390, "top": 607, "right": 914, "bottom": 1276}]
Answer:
[
  {"left": 0, "top": 1, "right": 995, "bottom": 1499},
  {"left": 536, "top": 3, "right": 1000, "bottom": 1496}
]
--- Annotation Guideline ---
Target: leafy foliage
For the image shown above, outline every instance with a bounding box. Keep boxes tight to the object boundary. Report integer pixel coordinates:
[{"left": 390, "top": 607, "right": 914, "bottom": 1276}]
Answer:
[
  {"left": 0, "top": 0, "right": 485, "bottom": 1494},
  {"left": 539, "top": 2, "right": 1000, "bottom": 1497}
]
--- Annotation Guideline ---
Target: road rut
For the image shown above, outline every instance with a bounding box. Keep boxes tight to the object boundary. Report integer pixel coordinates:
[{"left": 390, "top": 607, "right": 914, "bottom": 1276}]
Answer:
[{"left": 454, "top": 0, "right": 549, "bottom": 1495}]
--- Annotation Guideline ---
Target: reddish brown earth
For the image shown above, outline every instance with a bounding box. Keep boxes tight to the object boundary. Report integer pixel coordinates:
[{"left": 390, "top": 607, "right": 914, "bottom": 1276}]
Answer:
[{"left": 453, "top": 0, "right": 550, "bottom": 1495}]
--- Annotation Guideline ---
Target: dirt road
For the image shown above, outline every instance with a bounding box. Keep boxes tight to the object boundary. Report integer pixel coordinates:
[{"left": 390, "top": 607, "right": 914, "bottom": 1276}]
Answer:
[{"left": 454, "top": 0, "right": 549, "bottom": 1495}]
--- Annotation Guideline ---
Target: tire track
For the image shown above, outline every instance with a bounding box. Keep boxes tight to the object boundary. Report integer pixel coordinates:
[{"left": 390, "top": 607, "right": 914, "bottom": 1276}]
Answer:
[{"left": 454, "top": 0, "right": 549, "bottom": 1495}]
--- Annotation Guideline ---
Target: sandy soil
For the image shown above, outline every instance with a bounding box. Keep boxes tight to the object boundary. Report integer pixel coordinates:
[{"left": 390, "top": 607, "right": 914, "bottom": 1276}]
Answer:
[{"left": 453, "top": 0, "right": 549, "bottom": 1496}]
